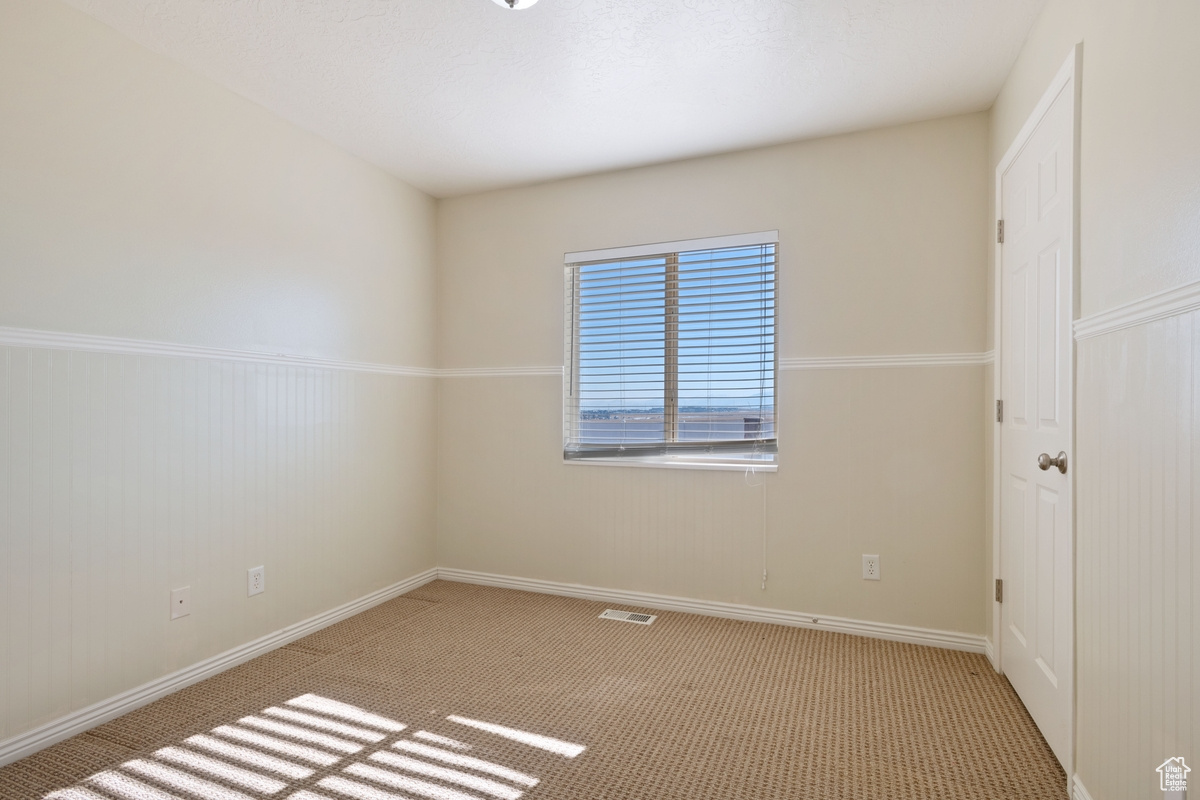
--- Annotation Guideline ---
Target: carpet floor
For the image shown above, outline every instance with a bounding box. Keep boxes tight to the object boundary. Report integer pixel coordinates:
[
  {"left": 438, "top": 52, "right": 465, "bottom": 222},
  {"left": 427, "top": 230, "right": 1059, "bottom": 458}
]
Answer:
[{"left": 0, "top": 580, "right": 1067, "bottom": 799}]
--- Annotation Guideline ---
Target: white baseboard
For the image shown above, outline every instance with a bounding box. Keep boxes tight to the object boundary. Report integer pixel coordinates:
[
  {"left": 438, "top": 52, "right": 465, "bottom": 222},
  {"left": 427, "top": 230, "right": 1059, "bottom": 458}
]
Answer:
[
  {"left": 0, "top": 567, "right": 438, "bottom": 768},
  {"left": 1072, "top": 774, "right": 1094, "bottom": 800},
  {"left": 0, "top": 565, "right": 988, "bottom": 767},
  {"left": 437, "top": 568, "right": 987, "bottom": 654},
  {"left": 984, "top": 637, "right": 997, "bottom": 670}
]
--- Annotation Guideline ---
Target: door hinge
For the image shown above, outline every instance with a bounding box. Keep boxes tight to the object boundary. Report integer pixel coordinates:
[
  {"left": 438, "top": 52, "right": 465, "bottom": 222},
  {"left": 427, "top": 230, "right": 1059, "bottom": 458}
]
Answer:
[
  {"left": 995, "top": 578, "right": 1003, "bottom": 603},
  {"left": 996, "top": 399, "right": 1003, "bottom": 423},
  {"left": 996, "top": 219, "right": 1005, "bottom": 244}
]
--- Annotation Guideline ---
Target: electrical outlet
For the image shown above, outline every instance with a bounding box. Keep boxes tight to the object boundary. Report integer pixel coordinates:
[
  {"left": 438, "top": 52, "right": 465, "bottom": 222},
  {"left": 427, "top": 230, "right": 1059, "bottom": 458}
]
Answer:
[
  {"left": 862, "top": 555, "right": 881, "bottom": 581},
  {"left": 248, "top": 566, "right": 265, "bottom": 597},
  {"left": 170, "top": 586, "right": 191, "bottom": 619}
]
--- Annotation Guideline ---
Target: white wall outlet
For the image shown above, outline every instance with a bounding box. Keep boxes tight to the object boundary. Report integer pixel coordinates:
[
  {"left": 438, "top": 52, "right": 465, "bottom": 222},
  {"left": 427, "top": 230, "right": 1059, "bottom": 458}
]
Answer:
[
  {"left": 862, "top": 555, "right": 881, "bottom": 581},
  {"left": 248, "top": 566, "right": 265, "bottom": 597},
  {"left": 170, "top": 586, "right": 191, "bottom": 619}
]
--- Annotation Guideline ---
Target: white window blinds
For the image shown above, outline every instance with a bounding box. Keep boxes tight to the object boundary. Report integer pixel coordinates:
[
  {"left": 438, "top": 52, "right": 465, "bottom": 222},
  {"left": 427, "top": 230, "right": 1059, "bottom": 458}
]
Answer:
[{"left": 564, "top": 232, "right": 777, "bottom": 461}]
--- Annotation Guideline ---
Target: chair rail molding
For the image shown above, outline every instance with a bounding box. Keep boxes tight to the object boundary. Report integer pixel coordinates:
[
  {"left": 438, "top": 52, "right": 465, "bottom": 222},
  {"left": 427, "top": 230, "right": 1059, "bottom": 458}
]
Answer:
[
  {"left": 779, "top": 351, "right": 993, "bottom": 370},
  {"left": 0, "top": 328, "right": 996, "bottom": 376},
  {"left": 1073, "top": 279, "right": 1200, "bottom": 340},
  {"left": 0, "top": 326, "right": 438, "bottom": 377},
  {"left": 438, "top": 366, "right": 564, "bottom": 377}
]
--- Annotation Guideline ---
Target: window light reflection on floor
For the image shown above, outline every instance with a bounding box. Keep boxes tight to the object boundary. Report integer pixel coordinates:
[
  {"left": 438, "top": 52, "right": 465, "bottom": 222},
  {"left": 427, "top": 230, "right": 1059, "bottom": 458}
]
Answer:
[
  {"left": 153, "top": 745, "right": 289, "bottom": 793},
  {"left": 446, "top": 715, "right": 586, "bottom": 757},
  {"left": 369, "top": 750, "right": 523, "bottom": 800},
  {"left": 184, "top": 733, "right": 316, "bottom": 779},
  {"left": 314, "top": 775, "right": 413, "bottom": 800},
  {"left": 343, "top": 762, "right": 490, "bottom": 800},
  {"left": 263, "top": 706, "right": 390, "bottom": 742},
  {"left": 412, "top": 730, "right": 472, "bottom": 751},
  {"left": 238, "top": 716, "right": 365, "bottom": 753},
  {"left": 392, "top": 740, "right": 538, "bottom": 787},
  {"left": 41, "top": 694, "right": 585, "bottom": 800},
  {"left": 286, "top": 694, "right": 407, "bottom": 733},
  {"left": 87, "top": 769, "right": 181, "bottom": 800},
  {"left": 122, "top": 758, "right": 257, "bottom": 800},
  {"left": 210, "top": 724, "right": 343, "bottom": 766}
]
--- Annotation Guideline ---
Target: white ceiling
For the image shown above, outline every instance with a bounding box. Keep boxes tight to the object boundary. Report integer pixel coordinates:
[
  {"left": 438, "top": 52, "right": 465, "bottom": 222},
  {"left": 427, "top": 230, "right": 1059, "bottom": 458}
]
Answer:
[{"left": 65, "top": 0, "right": 1046, "bottom": 197}]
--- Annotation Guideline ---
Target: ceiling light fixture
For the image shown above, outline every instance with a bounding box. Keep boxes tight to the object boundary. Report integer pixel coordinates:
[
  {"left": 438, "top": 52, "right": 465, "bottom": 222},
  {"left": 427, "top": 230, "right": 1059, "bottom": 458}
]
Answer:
[{"left": 491, "top": 0, "right": 539, "bottom": 8}]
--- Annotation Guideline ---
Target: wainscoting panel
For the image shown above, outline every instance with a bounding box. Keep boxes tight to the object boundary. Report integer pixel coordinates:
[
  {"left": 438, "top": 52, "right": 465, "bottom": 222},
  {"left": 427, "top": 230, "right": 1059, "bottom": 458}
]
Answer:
[
  {"left": 0, "top": 344, "right": 437, "bottom": 744},
  {"left": 436, "top": 364, "right": 987, "bottom": 637},
  {"left": 1075, "top": 306, "right": 1198, "bottom": 799}
]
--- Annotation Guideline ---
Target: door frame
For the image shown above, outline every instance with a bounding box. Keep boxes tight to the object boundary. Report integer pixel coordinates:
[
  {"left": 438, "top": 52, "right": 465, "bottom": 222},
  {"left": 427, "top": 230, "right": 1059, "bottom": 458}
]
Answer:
[{"left": 990, "top": 43, "right": 1082, "bottom": 780}]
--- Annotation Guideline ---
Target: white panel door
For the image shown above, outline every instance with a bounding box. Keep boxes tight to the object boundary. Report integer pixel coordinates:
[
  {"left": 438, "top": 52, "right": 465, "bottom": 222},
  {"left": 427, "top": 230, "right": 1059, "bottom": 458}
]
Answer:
[{"left": 999, "top": 78, "right": 1074, "bottom": 772}]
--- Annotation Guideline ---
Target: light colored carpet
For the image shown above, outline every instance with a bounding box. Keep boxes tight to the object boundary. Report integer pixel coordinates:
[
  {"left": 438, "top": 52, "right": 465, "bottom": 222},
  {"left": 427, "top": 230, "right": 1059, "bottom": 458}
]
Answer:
[{"left": 0, "top": 580, "right": 1067, "bottom": 799}]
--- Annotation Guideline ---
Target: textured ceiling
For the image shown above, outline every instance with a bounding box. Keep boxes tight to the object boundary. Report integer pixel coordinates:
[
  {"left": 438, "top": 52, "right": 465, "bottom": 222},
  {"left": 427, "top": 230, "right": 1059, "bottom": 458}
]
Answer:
[{"left": 64, "top": 0, "right": 1046, "bottom": 197}]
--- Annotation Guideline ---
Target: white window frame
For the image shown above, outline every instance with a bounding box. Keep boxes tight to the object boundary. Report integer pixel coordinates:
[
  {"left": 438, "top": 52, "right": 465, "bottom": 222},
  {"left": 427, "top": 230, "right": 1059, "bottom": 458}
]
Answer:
[{"left": 563, "top": 230, "right": 779, "bottom": 471}]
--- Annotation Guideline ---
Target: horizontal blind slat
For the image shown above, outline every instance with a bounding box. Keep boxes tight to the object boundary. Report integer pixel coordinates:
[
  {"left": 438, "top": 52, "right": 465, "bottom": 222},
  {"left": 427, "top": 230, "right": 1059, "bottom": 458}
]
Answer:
[
  {"left": 579, "top": 270, "right": 773, "bottom": 289},
  {"left": 574, "top": 249, "right": 774, "bottom": 274},
  {"left": 579, "top": 328, "right": 773, "bottom": 345},
  {"left": 580, "top": 303, "right": 775, "bottom": 325},
  {"left": 566, "top": 240, "right": 775, "bottom": 457}
]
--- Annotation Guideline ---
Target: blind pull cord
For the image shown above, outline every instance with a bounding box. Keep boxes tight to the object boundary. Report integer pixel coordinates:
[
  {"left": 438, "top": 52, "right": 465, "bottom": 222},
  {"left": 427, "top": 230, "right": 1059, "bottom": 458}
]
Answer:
[{"left": 745, "top": 465, "right": 768, "bottom": 590}]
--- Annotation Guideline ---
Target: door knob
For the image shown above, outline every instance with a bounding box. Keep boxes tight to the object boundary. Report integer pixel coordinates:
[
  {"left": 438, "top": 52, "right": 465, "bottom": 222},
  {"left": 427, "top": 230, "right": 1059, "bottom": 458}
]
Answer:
[{"left": 1037, "top": 451, "right": 1068, "bottom": 474}]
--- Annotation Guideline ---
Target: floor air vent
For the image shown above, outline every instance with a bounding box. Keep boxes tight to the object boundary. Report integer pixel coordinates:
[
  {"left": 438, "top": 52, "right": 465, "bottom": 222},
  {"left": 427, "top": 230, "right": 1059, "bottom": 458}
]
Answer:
[{"left": 599, "top": 609, "right": 656, "bottom": 625}]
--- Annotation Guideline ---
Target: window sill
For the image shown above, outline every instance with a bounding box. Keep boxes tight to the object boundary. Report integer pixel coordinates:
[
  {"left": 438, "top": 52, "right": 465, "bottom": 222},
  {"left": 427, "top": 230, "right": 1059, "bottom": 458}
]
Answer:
[{"left": 562, "top": 457, "right": 777, "bottom": 473}]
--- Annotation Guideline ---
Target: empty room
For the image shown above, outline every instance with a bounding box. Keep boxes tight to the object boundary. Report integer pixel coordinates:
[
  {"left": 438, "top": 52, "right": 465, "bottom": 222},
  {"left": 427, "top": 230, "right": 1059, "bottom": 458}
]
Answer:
[{"left": 0, "top": 0, "right": 1196, "bottom": 798}]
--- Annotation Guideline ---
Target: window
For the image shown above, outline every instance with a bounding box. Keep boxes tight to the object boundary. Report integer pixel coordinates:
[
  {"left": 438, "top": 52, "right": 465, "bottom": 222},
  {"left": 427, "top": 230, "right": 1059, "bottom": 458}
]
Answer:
[{"left": 563, "top": 231, "right": 777, "bottom": 466}]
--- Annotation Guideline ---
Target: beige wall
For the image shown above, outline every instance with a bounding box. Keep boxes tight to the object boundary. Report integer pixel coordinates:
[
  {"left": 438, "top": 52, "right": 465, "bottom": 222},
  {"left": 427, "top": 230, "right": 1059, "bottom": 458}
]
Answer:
[
  {"left": 0, "top": 0, "right": 436, "bottom": 368},
  {"left": 991, "top": 0, "right": 1199, "bottom": 796},
  {"left": 437, "top": 113, "right": 990, "bottom": 635},
  {"left": 0, "top": 0, "right": 437, "bottom": 748},
  {"left": 1078, "top": 1, "right": 1200, "bottom": 314}
]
